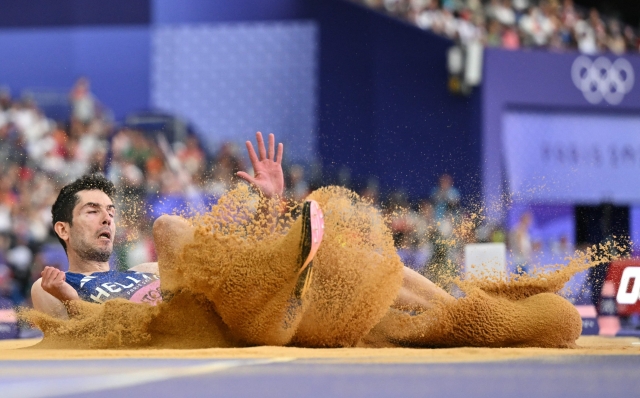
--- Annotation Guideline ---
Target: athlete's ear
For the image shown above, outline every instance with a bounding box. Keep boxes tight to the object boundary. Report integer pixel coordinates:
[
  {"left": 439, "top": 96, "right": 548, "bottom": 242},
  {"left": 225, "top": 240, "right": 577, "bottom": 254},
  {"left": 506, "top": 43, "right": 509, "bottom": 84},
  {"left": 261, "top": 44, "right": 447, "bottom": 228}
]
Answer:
[{"left": 54, "top": 221, "right": 70, "bottom": 243}]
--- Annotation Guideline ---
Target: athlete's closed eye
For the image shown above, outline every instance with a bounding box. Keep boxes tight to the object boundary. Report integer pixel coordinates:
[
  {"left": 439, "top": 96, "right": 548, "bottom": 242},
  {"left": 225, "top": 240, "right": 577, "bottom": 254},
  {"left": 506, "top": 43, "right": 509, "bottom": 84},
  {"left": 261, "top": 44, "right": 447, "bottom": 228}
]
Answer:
[{"left": 83, "top": 203, "right": 116, "bottom": 217}]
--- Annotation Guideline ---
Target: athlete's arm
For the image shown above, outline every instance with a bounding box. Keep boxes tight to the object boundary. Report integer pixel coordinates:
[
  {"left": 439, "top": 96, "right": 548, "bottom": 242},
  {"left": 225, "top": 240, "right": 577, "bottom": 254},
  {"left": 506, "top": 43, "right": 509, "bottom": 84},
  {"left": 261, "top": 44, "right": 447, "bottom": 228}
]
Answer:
[
  {"left": 236, "top": 132, "right": 285, "bottom": 198},
  {"left": 32, "top": 279, "right": 68, "bottom": 319},
  {"left": 129, "top": 262, "right": 159, "bottom": 274},
  {"left": 32, "top": 267, "right": 79, "bottom": 319}
]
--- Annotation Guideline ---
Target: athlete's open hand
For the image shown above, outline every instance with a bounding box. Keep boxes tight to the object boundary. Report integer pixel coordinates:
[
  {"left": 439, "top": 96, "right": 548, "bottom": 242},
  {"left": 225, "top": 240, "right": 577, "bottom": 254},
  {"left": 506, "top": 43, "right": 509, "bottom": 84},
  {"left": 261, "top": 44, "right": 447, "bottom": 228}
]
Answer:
[
  {"left": 237, "top": 132, "right": 285, "bottom": 198},
  {"left": 40, "top": 266, "right": 80, "bottom": 302}
]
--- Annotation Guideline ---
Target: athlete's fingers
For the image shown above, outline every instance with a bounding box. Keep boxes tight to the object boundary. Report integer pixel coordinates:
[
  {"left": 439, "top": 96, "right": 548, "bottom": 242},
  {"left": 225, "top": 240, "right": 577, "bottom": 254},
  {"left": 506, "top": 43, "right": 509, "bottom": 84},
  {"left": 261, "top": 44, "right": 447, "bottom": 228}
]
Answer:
[
  {"left": 41, "top": 270, "right": 55, "bottom": 291},
  {"left": 48, "top": 268, "right": 60, "bottom": 282},
  {"left": 245, "top": 141, "right": 259, "bottom": 169},
  {"left": 42, "top": 267, "right": 54, "bottom": 281},
  {"left": 51, "top": 272, "right": 64, "bottom": 286},
  {"left": 53, "top": 270, "right": 65, "bottom": 285},
  {"left": 236, "top": 171, "right": 256, "bottom": 186},
  {"left": 256, "top": 132, "right": 267, "bottom": 160},
  {"left": 267, "top": 133, "right": 275, "bottom": 161},
  {"left": 276, "top": 143, "right": 283, "bottom": 164}
]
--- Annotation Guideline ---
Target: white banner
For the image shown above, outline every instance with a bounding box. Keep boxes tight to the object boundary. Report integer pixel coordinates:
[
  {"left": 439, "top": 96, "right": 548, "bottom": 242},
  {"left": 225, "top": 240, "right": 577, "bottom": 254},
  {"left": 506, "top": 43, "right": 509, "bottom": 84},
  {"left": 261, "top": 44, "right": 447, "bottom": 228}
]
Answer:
[{"left": 502, "top": 110, "right": 640, "bottom": 203}]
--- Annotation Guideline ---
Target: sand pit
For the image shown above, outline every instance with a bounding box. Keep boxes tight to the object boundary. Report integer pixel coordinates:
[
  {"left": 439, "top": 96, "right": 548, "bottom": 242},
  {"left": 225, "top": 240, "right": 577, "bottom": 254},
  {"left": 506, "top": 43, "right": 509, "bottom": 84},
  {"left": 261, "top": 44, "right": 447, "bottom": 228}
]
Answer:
[
  {"left": 19, "top": 186, "right": 627, "bottom": 352},
  {"left": 0, "top": 336, "right": 638, "bottom": 363}
]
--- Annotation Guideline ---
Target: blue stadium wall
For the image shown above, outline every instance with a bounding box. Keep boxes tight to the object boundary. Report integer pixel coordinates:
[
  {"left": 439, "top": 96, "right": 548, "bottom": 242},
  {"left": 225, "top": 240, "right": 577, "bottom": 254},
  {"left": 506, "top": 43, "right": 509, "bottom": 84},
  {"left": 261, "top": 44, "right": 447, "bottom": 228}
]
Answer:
[
  {"left": 314, "top": 0, "right": 481, "bottom": 201},
  {"left": 0, "top": 0, "right": 482, "bottom": 201}
]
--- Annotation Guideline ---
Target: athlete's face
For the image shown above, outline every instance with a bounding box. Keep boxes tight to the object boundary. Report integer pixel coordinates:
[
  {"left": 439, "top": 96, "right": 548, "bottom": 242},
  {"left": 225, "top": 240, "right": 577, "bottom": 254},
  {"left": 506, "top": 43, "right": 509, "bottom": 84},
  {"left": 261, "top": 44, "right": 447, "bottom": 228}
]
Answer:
[{"left": 66, "top": 190, "right": 116, "bottom": 262}]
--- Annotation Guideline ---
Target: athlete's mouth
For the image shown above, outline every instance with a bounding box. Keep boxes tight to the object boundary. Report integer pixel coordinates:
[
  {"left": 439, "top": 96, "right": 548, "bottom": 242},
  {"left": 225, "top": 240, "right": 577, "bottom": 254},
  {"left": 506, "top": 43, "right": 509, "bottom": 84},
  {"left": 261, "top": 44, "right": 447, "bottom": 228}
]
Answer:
[{"left": 98, "top": 231, "right": 112, "bottom": 241}]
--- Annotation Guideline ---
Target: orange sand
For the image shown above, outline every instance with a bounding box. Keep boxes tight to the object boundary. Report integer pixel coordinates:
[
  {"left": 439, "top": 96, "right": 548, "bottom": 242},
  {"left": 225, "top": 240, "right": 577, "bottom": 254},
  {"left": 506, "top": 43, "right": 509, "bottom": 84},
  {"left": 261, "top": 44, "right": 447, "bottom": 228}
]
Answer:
[
  {"left": 0, "top": 336, "right": 638, "bottom": 363},
  {"left": 21, "top": 186, "right": 617, "bottom": 350}
]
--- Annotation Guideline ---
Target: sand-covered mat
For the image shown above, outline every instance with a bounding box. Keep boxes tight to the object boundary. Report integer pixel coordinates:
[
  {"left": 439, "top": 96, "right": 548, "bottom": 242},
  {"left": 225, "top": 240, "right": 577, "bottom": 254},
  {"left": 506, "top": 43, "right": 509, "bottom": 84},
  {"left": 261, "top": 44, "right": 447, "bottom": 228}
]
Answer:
[{"left": 0, "top": 336, "right": 638, "bottom": 363}]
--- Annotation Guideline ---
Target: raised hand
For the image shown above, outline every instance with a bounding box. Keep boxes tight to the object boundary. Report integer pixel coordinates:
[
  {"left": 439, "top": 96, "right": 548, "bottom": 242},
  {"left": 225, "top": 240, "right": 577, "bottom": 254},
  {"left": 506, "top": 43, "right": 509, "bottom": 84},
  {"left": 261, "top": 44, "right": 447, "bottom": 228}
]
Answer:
[
  {"left": 237, "top": 132, "right": 285, "bottom": 198},
  {"left": 40, "top": 266, "right": 80, "bottom": 302}
]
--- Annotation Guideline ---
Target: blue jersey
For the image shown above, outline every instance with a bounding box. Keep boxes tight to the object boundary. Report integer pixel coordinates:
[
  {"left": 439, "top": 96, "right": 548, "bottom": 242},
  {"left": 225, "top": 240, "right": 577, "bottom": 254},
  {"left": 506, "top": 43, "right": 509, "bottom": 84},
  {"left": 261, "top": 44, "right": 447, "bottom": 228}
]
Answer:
[{"left": 65, "top": 270, "right": 162, "bottom": 305}]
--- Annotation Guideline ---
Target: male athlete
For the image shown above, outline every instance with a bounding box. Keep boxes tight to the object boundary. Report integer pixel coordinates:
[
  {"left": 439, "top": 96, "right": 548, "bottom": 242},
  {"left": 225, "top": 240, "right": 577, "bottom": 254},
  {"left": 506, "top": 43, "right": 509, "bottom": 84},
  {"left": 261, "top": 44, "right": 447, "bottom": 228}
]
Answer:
[{"left": 32, "top": 133, "right": 453, "bottom": 336}]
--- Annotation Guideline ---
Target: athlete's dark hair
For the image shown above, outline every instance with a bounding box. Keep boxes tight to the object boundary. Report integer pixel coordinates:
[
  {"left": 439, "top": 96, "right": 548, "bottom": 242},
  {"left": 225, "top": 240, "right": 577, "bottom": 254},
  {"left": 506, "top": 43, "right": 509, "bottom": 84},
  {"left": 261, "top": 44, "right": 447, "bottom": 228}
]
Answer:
[{"left": 51, "top": 173, "right": 116, "bottom": 251}]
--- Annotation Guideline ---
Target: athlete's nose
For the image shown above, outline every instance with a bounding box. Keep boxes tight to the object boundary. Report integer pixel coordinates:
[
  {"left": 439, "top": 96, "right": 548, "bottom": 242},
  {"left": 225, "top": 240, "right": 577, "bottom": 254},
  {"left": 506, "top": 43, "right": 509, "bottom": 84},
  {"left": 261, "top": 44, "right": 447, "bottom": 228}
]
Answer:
[{"left": 102, "top": 210, "right": 112, "bottom": 225}]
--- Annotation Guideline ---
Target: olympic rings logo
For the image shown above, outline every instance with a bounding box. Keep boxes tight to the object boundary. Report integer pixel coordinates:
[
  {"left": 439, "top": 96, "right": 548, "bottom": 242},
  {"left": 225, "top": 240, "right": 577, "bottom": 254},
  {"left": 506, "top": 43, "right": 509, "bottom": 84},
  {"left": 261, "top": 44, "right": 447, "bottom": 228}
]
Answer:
[{"left": 571, "top": 56, "right": 635, "bottom": 105}]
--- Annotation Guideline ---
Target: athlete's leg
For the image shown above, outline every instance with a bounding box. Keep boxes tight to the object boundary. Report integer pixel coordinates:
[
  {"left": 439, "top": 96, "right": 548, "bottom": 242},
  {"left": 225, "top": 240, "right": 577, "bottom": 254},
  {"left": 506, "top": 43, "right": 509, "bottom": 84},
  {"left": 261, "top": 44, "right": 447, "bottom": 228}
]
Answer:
[
  {"left": 151, "top": 203, "right": 323, "bottom": 346},
  {"left": 392, "top": 267, "right": 456, "bottom": 312},
  {"left": 203, "top": 200, "right": 323, "bottom": 345}
]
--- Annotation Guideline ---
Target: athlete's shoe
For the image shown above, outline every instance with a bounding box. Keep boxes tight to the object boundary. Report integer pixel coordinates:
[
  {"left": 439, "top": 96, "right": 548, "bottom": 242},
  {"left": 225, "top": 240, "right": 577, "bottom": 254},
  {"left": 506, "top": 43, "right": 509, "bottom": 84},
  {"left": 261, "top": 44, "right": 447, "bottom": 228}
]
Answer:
[{"left": 292, "top": 200, "right": 324, "bottom": 300}]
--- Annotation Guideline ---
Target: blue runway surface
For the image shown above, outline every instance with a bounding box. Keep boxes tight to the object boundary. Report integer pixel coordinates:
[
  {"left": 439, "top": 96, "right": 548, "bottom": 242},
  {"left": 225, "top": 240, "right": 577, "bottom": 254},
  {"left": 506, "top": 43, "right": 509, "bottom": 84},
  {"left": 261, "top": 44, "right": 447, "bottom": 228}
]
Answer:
[{"left": 1, "top": 356, "right": 639, "bottom": 398}]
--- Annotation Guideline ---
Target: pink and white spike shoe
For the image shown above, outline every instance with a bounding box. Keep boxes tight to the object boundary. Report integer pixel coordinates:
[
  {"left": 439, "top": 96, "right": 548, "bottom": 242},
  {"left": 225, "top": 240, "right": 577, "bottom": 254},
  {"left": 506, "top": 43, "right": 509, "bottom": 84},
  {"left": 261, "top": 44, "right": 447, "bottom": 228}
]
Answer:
[{"left": 293, "top": 200, "right": 324, "bottom": 299}]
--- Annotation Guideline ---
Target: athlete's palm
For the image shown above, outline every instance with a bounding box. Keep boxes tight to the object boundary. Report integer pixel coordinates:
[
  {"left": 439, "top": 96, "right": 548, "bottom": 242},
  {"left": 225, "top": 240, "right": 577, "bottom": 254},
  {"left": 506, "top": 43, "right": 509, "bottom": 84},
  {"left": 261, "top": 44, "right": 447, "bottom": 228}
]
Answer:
[{"left": 237, "top": 132, "right": 285, "bottom": 198}]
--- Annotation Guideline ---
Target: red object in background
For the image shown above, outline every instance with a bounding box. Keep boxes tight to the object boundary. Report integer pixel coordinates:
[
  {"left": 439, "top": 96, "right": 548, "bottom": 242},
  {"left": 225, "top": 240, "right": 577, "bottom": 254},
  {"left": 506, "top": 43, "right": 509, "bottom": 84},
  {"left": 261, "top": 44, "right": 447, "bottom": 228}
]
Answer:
[
  {"left": 607, "top": 259, "right": 640, "bottom": 316},
  {"left": 18, "top": 166, "right": 34, "bottom": 181}
]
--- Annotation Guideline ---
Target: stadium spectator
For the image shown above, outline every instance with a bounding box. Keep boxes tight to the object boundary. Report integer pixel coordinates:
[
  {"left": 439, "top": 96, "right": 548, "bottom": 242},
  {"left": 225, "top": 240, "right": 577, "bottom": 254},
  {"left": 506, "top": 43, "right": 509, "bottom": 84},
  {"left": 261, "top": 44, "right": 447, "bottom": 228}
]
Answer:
[
  {"left": 69, "top": 77, "right": 97, "bottom": 135},
  {"left": 486, "top": 0, "right": 516, "bottom": 27},
  {"left": 0, "top": 237, "right": 12, "bottom": 300},
  {"left": 354, "top": 0, "right": 640, "bottom": 54},
  {"left": 624, "top": 26, "right": 639, "bottom": 52},
  {"left": 176, "top": 135, "right": 206, "bottom": 177},
  {"left": 430, "top": 174, "right": 460, "bottom": 221},
  {"left": 574, "top": 13, "right": 597, "bottom": 53},
  {"left": 360, "top": 177, "right": 381, "bottom": 204},
  {"left": 286, "top": 164, "right": 310, "bottom": 202},
  {"left": 205, "top": 142, "right": 246, "bottom": 198},
  {"left": 509, "top": 211, "right": 533, "bottom": 274},
  {"left": 519, "top": 5, "right": 554, "bottom": 46},
  {"left": 486, "top": 18, "right": 503, "bottom": 46},
  {"left": 607, "top": 19, "right": 626, "bottom": 55}
]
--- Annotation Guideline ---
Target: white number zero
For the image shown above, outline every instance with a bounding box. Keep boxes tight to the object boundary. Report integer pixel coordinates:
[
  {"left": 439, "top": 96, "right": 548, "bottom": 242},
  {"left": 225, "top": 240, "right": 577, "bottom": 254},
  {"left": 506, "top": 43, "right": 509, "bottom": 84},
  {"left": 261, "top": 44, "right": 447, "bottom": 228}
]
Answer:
[{"left": 616, "top": 267, "right": 640, "bottom": 305}]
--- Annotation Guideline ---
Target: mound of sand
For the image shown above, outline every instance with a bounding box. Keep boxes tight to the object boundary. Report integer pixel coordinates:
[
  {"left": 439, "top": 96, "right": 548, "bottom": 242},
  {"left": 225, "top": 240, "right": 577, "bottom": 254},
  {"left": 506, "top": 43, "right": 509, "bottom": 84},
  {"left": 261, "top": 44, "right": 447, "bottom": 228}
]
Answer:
[{"left": 23, "top": 186, "right": 601, "bottom": 350}]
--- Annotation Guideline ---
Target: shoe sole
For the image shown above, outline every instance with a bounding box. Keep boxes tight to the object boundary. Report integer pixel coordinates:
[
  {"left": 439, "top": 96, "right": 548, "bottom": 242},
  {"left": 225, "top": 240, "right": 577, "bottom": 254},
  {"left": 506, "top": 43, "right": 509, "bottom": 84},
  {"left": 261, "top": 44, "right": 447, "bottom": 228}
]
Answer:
[{"left": 293, "top": 200, "right": 324, "bottom": 299}]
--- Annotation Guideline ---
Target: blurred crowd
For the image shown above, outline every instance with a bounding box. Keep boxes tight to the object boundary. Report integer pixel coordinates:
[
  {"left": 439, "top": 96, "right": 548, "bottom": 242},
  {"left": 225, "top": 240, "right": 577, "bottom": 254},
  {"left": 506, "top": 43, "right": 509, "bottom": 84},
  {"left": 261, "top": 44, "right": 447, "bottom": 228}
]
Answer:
[
  {"left": 0, "top": 77, "right": 571, "bottom": 309},
  {"left": 379, "top": 174, "right": 576, "bottom": 293},
  {"left": 0, "top": 78, "right": 321, "bottom": 308},
  {"left": 355, "top": 0, "right": 640, "bottom": 54},
  {"left": 0, "top": 75, "right": 374, "bottom": 309}
]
